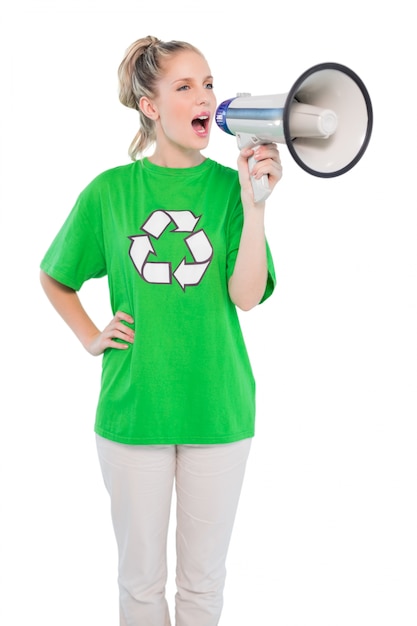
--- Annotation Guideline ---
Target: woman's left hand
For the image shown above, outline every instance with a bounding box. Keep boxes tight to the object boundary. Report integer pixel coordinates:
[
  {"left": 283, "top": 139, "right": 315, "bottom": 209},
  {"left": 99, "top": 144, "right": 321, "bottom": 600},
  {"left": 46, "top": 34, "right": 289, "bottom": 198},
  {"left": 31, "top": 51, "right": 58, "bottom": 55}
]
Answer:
[{"left": 237, "top": 143, "right": 283, "bottom": 206}]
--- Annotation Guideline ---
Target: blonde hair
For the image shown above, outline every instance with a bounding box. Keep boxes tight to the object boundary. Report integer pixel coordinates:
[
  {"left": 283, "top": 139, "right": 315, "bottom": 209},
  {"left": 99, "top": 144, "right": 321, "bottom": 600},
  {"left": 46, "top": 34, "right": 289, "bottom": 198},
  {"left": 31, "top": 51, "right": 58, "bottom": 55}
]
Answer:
[{"left": 118, "top": 35, "right": 204, "bottom": 160}]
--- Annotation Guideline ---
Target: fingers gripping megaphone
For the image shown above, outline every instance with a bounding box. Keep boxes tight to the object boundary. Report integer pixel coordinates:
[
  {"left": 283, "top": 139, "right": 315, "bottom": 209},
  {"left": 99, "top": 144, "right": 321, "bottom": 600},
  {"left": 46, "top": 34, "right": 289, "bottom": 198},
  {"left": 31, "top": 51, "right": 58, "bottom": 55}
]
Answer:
[{"left": 215, "top": 62, "right": 373, "bottom": 202}]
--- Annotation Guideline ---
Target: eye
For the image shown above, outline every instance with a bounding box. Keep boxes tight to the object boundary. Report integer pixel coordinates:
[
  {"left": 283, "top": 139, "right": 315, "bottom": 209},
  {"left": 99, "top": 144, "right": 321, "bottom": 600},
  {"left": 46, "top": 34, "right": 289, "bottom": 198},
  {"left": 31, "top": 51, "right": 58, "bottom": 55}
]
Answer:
[
  {"left": 205, "top": 82, "right": 214, "bottom": 90},
  {"left": 177, "top": 84, "right": 190, "bottom": 91}
]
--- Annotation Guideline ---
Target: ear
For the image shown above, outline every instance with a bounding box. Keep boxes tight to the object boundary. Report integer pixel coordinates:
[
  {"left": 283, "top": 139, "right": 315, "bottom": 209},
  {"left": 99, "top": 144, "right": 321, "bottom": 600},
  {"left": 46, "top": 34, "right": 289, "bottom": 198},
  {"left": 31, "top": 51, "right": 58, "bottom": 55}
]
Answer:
[{"left": 139, "top": 96, "right": 159, "bottom": 121}]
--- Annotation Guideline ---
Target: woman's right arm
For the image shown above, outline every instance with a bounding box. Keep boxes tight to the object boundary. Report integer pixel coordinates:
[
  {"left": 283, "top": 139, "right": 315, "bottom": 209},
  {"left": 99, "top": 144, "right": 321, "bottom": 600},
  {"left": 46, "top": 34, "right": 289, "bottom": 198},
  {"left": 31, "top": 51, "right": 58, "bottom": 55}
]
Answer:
[{"left": 40, "top": 271, "right": 135, "bottom": 356}]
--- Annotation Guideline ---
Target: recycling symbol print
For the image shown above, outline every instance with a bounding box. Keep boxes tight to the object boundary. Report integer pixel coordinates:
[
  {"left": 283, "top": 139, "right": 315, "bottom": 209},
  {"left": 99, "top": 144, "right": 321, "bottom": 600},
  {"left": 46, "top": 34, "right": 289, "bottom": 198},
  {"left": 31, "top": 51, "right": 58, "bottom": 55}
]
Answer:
[{"left": 128, "top": 210, "right": 213, "bottom": 290}]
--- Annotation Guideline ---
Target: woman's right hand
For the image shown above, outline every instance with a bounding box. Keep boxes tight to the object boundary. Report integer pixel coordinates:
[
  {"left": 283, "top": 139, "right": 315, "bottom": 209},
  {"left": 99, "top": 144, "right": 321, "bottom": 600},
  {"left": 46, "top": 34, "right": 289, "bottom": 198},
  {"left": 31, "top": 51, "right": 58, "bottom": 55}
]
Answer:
[
  {"left": 40, "top": 272, "right": 135, "bottom": 357},
  {"left": 86, "top": 311, "right": 135, "bottom": 356}
]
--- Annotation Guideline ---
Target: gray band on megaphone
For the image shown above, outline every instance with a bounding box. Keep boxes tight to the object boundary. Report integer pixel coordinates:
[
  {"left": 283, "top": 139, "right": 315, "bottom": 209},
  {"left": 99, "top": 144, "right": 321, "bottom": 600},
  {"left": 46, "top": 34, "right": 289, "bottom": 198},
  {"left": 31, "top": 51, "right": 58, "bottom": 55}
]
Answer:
[{"left": 226, "top": 108, "right": 285, "bottom": 121}]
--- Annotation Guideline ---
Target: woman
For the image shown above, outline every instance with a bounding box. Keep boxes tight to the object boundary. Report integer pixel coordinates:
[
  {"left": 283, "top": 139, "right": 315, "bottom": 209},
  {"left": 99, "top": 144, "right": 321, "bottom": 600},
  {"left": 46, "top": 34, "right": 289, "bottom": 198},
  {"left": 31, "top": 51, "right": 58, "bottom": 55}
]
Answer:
[{"left": 40, "top": 35, "right": 282, "bottom": 626}]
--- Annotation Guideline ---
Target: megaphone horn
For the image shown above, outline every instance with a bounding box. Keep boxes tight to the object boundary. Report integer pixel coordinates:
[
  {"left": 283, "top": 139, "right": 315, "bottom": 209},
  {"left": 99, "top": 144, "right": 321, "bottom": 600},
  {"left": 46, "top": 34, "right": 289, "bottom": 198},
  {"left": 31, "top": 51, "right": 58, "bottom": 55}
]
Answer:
[{"left": 215, "top": 62, "right": 373, "bottom": 202}]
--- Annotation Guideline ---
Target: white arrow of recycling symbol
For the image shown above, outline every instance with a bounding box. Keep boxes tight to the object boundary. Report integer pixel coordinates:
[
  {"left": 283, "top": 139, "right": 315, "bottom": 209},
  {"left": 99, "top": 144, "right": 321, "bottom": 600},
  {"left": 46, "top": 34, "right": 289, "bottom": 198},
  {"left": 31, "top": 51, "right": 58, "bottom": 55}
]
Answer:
[{"left": 128, "top": 210, "right": 213, "bottom": 289}]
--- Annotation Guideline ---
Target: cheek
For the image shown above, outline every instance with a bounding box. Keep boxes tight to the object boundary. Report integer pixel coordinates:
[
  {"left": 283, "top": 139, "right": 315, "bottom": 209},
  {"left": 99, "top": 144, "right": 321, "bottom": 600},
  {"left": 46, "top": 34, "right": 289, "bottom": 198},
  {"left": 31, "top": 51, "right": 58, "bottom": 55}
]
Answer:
[
  {"left": 164, "top": 106, "right": 191, "bottom": 132},
  {"left": 160, "top": 117, "right": 192, "bottom": 144}
]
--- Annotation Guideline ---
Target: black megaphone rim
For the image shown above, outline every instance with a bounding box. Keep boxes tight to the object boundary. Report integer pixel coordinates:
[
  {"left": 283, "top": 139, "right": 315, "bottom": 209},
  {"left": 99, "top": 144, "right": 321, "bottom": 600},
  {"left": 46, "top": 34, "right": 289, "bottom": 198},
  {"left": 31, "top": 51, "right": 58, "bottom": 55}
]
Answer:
[{"left": 283, "top": 62, "right": 373, "bottom": 177}]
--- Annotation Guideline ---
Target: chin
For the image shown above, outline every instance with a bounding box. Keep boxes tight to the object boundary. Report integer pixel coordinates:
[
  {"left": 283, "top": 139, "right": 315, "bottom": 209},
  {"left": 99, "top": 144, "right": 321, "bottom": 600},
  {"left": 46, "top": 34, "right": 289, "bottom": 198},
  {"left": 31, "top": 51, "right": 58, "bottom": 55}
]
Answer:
[{"left": 194, "top": 134, "right": 210, "bottom": 149}]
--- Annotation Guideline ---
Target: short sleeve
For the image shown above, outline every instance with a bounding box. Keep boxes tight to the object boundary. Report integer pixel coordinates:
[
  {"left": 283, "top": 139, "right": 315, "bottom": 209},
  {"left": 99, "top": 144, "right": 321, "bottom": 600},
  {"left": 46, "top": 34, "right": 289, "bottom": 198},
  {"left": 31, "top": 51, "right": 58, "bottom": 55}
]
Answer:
[
  {"left": 40, "top": 181, "right": 107, "bottom": 290},
  {"left": 260, "top": 238, "right": 276, "bottom": 303}
]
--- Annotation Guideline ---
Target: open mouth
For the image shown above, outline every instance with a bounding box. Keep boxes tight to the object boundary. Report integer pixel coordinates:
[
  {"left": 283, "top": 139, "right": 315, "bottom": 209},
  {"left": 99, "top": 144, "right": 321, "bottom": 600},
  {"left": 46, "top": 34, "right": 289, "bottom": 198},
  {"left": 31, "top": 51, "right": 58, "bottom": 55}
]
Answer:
[{"left": 191, "top": 114, "right": 210, "bottom": 136}]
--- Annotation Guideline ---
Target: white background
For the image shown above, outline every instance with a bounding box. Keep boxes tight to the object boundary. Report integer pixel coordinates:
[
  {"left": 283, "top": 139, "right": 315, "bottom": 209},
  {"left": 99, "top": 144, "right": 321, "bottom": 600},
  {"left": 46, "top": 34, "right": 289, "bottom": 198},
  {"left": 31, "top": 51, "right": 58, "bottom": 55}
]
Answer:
[{"left": 1, "top": 1, "right": 416, "bottom": 625}]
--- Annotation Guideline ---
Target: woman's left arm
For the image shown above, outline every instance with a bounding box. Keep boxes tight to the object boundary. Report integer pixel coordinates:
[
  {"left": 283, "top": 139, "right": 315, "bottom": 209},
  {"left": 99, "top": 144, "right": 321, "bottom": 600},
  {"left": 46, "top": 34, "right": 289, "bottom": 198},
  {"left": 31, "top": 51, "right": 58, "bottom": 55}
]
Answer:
[{"left": 228, "top": 143, "right": 283, "bottom": 311}]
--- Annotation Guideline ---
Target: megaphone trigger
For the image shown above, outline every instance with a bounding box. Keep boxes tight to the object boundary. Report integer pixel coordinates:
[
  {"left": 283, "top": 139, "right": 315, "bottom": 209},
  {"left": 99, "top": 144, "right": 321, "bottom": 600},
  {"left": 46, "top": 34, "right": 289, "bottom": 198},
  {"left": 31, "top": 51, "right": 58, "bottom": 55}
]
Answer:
[{"left": 236, "top": 132, "right": 272, "bottom": 203}]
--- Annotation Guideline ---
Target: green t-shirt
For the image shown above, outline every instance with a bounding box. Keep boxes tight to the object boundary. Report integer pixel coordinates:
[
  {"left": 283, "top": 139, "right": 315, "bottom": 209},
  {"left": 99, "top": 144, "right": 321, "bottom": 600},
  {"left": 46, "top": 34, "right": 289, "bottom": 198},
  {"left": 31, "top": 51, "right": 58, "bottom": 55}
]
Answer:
[{"left": 41, "top": 157, "right": 275, "bottom": 444}]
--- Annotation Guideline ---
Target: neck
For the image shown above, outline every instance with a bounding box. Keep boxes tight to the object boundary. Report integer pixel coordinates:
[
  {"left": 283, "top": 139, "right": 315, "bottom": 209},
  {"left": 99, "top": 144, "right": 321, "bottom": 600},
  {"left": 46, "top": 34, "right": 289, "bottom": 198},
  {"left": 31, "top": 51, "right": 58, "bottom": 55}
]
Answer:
[{"left": 148, "top": 145, "right": 206, "bottom": 169}]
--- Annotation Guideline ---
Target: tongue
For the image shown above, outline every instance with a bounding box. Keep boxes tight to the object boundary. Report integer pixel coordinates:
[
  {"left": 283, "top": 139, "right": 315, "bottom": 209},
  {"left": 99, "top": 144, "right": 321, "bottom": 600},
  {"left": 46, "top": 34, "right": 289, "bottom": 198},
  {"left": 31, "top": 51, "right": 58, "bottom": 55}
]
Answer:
[{"left": 192, "top": 119, "right": 204, "bottom": 131}]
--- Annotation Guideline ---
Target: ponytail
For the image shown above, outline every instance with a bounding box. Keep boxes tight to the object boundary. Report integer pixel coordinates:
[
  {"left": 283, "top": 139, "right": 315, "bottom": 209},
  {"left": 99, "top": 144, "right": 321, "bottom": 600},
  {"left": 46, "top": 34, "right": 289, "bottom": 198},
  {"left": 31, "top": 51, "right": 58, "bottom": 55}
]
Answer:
[{"left": 118, "top": 36, "right": 203, "bottom": 160}]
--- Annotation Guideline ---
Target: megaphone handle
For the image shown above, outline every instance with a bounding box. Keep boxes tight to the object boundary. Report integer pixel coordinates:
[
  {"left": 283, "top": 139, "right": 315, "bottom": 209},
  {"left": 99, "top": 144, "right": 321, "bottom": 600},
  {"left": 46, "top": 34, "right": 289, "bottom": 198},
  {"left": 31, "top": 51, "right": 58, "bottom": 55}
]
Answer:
[
  {"left": 248, "top": 154, "right": 271, "bottom": 203},
  {"left": 236, "top": 133, "right": 271, "bottom": 203}
]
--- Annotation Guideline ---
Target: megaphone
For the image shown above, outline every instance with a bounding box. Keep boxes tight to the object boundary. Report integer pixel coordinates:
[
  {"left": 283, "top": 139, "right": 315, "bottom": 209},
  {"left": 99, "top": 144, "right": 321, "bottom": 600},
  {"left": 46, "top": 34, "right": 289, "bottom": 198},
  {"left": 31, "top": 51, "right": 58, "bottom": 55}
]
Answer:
[{"left": 215, "top": 62, "right": 373, "bottom": 202}]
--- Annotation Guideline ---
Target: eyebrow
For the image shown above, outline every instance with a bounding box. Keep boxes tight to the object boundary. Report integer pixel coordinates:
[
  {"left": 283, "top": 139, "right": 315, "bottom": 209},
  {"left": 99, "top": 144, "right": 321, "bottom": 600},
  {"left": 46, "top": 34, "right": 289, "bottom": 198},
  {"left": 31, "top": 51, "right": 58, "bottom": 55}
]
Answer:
[{"left": 171, "top": 75, "right": 214, "bottom": 85}]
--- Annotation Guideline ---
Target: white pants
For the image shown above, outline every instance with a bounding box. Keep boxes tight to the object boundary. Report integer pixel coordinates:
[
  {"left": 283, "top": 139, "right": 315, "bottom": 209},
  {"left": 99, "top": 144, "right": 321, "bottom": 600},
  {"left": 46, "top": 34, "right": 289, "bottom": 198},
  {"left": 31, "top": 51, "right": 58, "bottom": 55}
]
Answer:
[{"left": 96, "top": 435, "right": 252, "bottom": 626}]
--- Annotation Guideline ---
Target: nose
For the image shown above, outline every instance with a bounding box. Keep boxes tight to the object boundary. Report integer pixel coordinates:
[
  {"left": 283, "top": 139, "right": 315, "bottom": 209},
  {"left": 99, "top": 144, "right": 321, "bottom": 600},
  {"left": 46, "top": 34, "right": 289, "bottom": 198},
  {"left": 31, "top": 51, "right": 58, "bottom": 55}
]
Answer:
[{"left": 196, "top": 88, "right": 209, "bottom": 106}]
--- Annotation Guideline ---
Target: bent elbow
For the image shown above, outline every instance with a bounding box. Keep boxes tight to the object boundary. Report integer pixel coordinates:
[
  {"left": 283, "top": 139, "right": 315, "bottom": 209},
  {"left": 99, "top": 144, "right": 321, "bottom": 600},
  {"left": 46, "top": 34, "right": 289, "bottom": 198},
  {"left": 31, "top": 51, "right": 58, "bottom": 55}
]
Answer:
[
  {"left": 231, "top": 295, "right": 261, "bottom": 312},
  {"left": 228, "top": 281, "right": 264, "bottom": 312}
]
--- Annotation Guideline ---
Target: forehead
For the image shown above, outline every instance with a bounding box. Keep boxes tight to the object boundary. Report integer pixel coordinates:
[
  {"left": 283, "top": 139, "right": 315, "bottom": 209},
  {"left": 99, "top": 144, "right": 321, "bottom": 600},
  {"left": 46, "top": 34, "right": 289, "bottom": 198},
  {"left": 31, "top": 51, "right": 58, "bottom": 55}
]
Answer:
[{"left": 160, "top": 49, "right": 212, "bottom": 82}]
